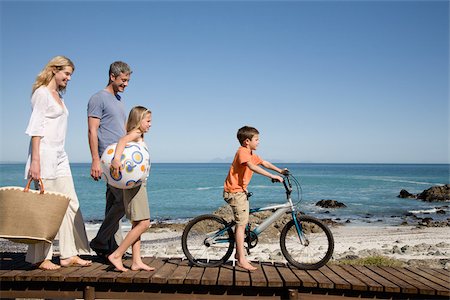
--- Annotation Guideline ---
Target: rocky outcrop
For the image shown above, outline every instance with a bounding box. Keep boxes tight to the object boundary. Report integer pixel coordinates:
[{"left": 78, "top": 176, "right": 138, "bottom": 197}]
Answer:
[
  {"left": 398, "top": 189, "right": 417, "bottom": 198},
  {"left": 398, "top": 185, "right": 450, "bottom": 202},
  {"left": 316, "top": 199, "right": 347, "bottom": 209},
  {"left": 417, "top": 184, "right": 450, "bottom": 202}
]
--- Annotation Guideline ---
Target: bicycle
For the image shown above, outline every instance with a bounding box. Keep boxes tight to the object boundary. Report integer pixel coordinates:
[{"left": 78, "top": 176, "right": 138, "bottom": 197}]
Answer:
[{"left": 181, "top": 172, "right": 334, "bottom": 269}]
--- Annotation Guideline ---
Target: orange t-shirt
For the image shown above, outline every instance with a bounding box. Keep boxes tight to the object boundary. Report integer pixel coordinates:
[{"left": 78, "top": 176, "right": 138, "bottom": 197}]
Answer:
[{"left": 224, "top": 146, "right": 263, "bottom": 193}]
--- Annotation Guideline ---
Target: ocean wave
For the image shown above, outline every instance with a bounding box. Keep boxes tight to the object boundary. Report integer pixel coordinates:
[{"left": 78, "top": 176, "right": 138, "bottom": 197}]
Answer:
[
  {"left": 195, "top": 186, "right": 223, "bottom": 191},
  {"left": 409, "top": 208, "right": 447, "bottom": 214},
  {"left": 353, "top": 176, "right": 444, "bottom": 186}
]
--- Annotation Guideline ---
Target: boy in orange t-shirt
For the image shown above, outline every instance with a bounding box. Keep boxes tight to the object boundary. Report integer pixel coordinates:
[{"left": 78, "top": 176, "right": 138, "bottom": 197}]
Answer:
[{"left": 223, "top": 126, "right": 287, "bottom": 271}]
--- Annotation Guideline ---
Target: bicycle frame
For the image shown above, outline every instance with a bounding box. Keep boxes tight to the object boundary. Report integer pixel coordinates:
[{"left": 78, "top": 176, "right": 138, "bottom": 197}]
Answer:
[{"left": 210, "top": 174, "right": 308, "bottom": 246}]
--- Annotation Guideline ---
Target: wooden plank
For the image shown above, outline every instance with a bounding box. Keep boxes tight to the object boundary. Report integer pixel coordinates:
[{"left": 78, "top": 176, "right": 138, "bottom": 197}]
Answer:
[
  {"left": 274, "top": 262, "right": 300, "bottom": 287},
  {"left": 431, "top": 268, "right": 450, "bottom": 278},
  {"left": 82, "top": 262, "right": 112, "bottom": 282},
  {"left": 184, "top": 265, "right": 205, "bottom": 285},
  {"left": 15, "top": 267, "right": 45, "bottom": 281},
  {"left": 393, "top": 267, "right": 449, "bottom": 296},
  {"left": 116, "top": 257, "right": 157, "bottom": 283},
  {"left": 43, "top": 265, "right": 84, "bottom": 281},
  {"left": 351, "top": 265, "right": 400, "bottom": 293},
  {"left": 201, "top": 266, "right": 219, "bottom": 285},
  {"left": 327, "top": 265, "right": 367, "bottom": 291},
  {"left": 306, "top": 269, "right": 333, "bottom": 289},
  {"left": 289, "top": 267, "right": 317, "bottom": 288},
  {"left": 151, "top": 258, "right": 180, "bottom": 284},
  {"left": 416, "top": 267, "right": 450, "bottom": 285},
  {"left": 167, "top": 260, "right": 190, "bottom": 285},
  {"left": 217, "top": 264, "right": 234, "bottom": 286},
  {"left": 249, "top": 262, "right": 267, "bottom": 287},
  {"left": 340, "top": 265, "right": 381, "bottom": 292},
  {"left": 234, "top": 265, "right": 251, "bottom": 287},
  {"left": 368, "top": 266, "right": 417, "bottom": 294},
  {"left": 261, "top": 262, "right": 283, "bottom": 287},
  {"left": 319, "top": 266, "right": 351, "bottom": 290},
  {"left": 381, "top": 266, "right": 436, "bottom": 295},
  {"left": 0, "top": 270, "right": 30, "bottom": 281},
  {"left": 405, "top": 267, "right": 450, "bottom": 296},
  {"left": 133, "top": 257, "right": 165, "bottom": 283},
  {"left": 65, "top": 262, "right": 106, "bottom": 282}
]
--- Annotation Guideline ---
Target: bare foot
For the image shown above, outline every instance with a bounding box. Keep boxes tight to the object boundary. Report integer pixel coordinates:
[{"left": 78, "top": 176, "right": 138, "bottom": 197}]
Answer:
[
  {"left": 131, "top": 261, "right": 155, "bottom": 271},
  {"left": 60, "top": 256, "right": 92, "bottom": 267},
  {"left": 108, "top": 253, "right": 128, "bottom": 272},
  {"left": 237, "top": 260, "right": 257, "bottom": 271},
  {"left": 37, "top": 260, "right": 61, "bottom": 270}
]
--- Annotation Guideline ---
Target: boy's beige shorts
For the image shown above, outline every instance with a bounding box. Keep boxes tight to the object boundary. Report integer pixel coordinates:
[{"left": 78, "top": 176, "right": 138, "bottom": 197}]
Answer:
[{"left": 223, "top": 191, "right": 249, "bottom": 225}]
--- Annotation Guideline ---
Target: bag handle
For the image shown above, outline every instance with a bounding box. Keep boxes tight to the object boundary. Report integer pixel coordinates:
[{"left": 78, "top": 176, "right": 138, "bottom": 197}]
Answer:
[{"left": 24, "top": 178, "right": 45, "bottom": 194}]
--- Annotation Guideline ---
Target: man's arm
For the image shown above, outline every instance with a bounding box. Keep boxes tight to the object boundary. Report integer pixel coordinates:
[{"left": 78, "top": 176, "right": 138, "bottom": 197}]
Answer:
[{"left": 88, "top": 116, "right": 102, "bottom": 180}]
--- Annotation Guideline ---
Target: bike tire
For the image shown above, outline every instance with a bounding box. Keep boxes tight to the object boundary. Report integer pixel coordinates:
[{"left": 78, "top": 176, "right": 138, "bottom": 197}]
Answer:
[
  {"left": 280, "top": 215, "right": 334, "bottom": 269},
  {"left": 181, "top": 214, "right": 235, "bottom": 267}
]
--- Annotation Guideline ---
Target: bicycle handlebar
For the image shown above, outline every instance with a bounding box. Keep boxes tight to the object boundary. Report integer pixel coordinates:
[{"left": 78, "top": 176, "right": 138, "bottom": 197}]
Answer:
[{"left": 271, "top": 171, "right": 293, "bottom": 196}]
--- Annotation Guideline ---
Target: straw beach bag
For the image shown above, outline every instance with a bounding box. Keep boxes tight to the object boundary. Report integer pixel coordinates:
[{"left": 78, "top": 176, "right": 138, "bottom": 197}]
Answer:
[{"left": 0, "top": 179, "right": 70, "bottom": 244}]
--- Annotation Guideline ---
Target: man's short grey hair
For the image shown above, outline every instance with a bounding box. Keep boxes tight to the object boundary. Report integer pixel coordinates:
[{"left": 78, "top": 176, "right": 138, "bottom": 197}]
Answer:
[{"left": 109, "top": 61, "right": 132, "bottom": 77}]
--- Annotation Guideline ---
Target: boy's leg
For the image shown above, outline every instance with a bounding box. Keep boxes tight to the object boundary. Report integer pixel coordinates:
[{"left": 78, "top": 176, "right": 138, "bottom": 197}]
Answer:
[
  {"left": 224, "top": 191, "right": 256, "bottom": 271},
  {"left": 235, "top": 224, "right": 257, "bottom": 271}
]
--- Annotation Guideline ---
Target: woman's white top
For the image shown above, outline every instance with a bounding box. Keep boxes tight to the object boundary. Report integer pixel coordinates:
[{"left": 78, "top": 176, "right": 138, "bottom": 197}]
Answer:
[{"left": 24, "top": 86, "right": 72, "bottom": 179}]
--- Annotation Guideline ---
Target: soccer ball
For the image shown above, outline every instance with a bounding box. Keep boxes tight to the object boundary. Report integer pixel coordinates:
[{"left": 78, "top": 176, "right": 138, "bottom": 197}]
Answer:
[{"left": 100, "top": 142, "right": 150, "bottom": 189}]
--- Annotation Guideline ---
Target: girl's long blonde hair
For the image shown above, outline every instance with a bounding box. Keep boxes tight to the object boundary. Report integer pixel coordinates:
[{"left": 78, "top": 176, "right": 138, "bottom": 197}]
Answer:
[
  {"left": 126, "top": 106, "right": 151, "bottom": 134},
  {"left": 32, "top": 55, "right": 75, "bottom": 94}
]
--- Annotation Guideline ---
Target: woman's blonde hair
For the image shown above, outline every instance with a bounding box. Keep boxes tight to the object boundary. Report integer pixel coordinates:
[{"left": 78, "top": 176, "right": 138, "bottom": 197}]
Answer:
[
  {"left": 126, "top": 106, "right": 151, "bottom": 134},
  {"left": 32, "top": 55, "right": 75, "bottom": 94}
]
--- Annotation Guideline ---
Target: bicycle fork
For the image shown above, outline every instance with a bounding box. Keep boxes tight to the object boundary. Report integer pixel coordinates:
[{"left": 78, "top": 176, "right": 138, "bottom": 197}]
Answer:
[{"left": 292, "top": 211, "right": 309, "bottom": 246}]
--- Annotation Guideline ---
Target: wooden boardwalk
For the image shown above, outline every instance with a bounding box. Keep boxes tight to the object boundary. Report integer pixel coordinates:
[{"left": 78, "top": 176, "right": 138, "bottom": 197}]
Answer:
[{"left": 0, "top": 252, "right": 449, "bottom": 299}]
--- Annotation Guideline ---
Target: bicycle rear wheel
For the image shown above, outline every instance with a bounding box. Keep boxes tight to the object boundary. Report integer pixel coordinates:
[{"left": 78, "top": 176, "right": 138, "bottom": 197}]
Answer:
[
  {"left": 181, "top": 214, "right": 235, "bottom": 267},
  {"left": 280, "top": 215, "right": 334, "bottom": 269}
]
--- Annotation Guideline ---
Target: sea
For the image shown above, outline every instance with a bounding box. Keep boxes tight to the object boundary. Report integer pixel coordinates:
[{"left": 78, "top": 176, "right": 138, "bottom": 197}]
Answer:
[{"left": 1, "top": 163, "right": 449, "bottom": 229}]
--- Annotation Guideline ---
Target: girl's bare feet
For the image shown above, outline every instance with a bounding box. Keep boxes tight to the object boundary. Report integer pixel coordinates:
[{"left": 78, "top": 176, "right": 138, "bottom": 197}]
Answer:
[
  {"left": 131, "top": 261, "right": 155, "bottom": 271},
  {"left": 37, "top": 259, "right": 61, "bottom": 270},
  {"left": 108, "top": 253, "right": 128, "bottom": 272}
]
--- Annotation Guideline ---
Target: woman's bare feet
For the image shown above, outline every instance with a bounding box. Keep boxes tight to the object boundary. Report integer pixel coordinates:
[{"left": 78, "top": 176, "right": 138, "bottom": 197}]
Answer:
[
  {"left": 131, "top": 261, "right": 155, "bottom": 271},
  {"left": 37, "top": 259, "right": 61, "bottom": 270},
  {"left": 108, "top": 253, "right": 128, "bottom": 272},
  {"left": 60, "top": 256, "right": 92, "bottom": 267}
]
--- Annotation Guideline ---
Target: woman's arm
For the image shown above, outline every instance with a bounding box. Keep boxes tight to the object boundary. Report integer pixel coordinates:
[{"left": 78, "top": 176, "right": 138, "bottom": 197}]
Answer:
[{"left": 29, "top": 136, "right": 41, "bottom": 179}]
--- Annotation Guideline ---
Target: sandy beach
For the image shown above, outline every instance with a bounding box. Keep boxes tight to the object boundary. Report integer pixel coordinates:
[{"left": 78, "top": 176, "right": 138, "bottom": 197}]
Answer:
[{"left": 5, "top": 222, "right": 448, "bottom": 269}]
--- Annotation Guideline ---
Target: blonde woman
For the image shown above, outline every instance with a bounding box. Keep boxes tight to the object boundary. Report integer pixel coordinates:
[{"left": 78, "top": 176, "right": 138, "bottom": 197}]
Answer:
[{"left": 24, "top": 56, "right": 91, "bottom": 270}]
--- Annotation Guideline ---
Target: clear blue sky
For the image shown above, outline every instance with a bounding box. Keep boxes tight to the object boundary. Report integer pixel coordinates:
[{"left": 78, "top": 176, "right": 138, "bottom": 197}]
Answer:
[{"left": 1, "top": 0, "right": 448, "bottom": 163}]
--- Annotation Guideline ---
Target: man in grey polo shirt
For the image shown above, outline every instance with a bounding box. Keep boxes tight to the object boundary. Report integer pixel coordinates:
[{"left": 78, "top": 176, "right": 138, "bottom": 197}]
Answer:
[{"left": 87, "top": 61, "right": 132, "bottom": 260}]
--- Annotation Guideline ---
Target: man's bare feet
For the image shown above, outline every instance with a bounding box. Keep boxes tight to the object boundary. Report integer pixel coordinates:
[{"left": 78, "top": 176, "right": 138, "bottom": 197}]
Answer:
[
  {"left": 37, "top": 259, "right": 61, "bottom": 270},
  {"left": 237, "top": 260, "right": 257, "bottom": 271},
  {"left": 131, "top": 261, "right": 155, "bottom": 271},
  {"left": 60, "top": 256, "right": 92, "bottom": 267},
  {"left": 108, "top": 253, "right": 128, "bottom": 272}
]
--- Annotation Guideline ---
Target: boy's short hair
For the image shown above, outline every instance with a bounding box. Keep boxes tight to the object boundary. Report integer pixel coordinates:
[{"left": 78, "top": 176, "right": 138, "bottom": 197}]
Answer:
[{"left": 237, "top": 126, "right": 259, "bottom": 145}]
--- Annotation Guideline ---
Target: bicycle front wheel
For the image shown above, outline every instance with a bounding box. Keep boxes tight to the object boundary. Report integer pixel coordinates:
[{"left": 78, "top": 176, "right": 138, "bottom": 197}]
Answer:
[
  {"left": 280, "top": 215, "right": 334, "bottom": 269},
  {"left": 181, "top": 214, "right": 235, "bottom": 267}
]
